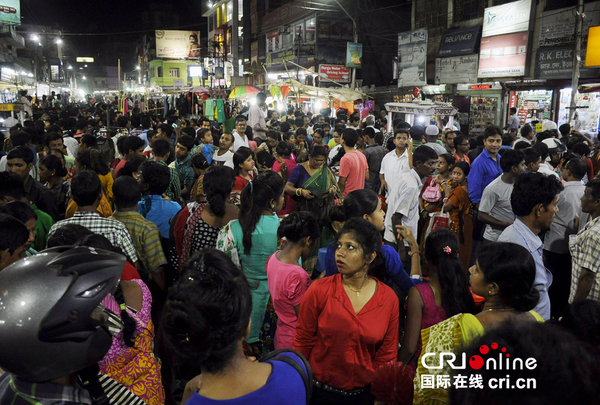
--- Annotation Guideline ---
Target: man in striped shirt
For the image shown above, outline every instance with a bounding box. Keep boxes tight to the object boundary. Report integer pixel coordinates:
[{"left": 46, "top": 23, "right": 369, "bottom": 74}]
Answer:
[{"left": 110, "top": 176, "right": 167, "bottom": 290}]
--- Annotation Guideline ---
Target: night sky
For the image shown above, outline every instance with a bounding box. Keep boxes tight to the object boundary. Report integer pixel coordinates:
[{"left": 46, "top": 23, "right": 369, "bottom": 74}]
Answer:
[{"left": 20, "top": 0, "right": 206, "bottom": 61}]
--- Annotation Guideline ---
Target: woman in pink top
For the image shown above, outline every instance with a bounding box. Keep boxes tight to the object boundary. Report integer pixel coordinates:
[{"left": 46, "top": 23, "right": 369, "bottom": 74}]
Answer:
[
  {"left": 266, "top": 211, "right": 322, "bottom": 349},
  {"left": 273, "top": 141, "right": 298, "bottom": 215}
]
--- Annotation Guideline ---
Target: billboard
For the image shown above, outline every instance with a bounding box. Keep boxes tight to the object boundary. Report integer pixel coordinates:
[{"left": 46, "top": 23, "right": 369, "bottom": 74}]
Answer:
[
  {"left": 437, "top": 26, "right": 481, "bottom": 57},
  {"left": 0, "top": 0, "right": 20, "bottom": 25},
  {"left": 537, "top": 46, "right": 599, "bottom": 78},
  {"left": 398, "top": 28, "right": 428, "bottom": 87},
  {"left": 478, "top": 32, "right": 528, "bottom": 78},
  {"left": 538, "top": 2, "right": 600, "bottom": 46},
  {"left": 435, "top": 55, "right": 478, "bottom": 84},
  {"left": 346, "top": 42, "right": 362, "bottom": 68},
  {"left": 156, "top": 30, "right": 200, "bottom": 59},
  {"left": 319, "top": 64, "right": 351, "bottom": 82},
  {"left": 482, "top": 0, "right": 532, "bottom": 38}
]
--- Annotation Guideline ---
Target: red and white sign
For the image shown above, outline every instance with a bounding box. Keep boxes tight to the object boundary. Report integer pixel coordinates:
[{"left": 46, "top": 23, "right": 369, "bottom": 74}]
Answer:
[
  {"left": 509, "top": 91, "right": 517, "bottom": 108},
  {"left": 318, "top": 64, "right": 351, "bottom": 83},
  {"left": 478, "top": 32, "right": 529, "bottom": 78}
]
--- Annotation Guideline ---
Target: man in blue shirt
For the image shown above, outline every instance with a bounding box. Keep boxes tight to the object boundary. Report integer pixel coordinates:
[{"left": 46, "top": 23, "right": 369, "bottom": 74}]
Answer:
[
  {"left": 467, "top": 125, "right": 503, "bottom": 264},
  {"left": 498, "top": 172, "right": 563, "bottom": 320},
  {"left": 468, "top": 126, "right": 503, "bottom": 204}
]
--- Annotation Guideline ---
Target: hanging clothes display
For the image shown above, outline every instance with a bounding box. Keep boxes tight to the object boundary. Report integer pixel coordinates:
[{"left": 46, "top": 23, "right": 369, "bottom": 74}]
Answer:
[
  {"left": 215, "top": 99, "right": 225, "bottom": 124},
  {"left": 206, "top": 99, "right": 215, "bottom": 120}
]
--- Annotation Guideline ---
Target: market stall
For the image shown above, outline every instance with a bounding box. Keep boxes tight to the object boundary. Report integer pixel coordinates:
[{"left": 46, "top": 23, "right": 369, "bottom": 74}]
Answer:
[{"left": 271, "top": 78, "right": 369, "bottom": 115}]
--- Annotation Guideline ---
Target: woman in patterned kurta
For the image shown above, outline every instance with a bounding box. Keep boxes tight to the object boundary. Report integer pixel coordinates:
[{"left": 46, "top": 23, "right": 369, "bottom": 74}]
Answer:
[{"left": 99, "top": 280, "right": 164, "bottom": 405}]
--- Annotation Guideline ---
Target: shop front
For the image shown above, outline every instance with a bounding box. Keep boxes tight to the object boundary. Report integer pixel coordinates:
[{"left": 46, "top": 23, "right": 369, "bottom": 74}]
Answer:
[
  {"left": 508, "top": 87, "right": 554, "bottom": 126},
  {"left": 454, "top": 82, "right": 503, "bottom": 136},
  {"left": 558, "top": 88, "right": 600, "bottom": 133}
]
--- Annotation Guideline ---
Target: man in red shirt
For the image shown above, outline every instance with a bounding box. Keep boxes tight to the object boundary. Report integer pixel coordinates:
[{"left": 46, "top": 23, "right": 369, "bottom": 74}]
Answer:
[{"left": 338, "top": 128, "right": 368, "bottom": 197}]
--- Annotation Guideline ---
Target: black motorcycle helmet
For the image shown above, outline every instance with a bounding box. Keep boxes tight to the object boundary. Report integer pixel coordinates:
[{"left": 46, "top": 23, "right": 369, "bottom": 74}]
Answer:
[{"left": 0, "top": 246, "right": 125, "bottom": 382}]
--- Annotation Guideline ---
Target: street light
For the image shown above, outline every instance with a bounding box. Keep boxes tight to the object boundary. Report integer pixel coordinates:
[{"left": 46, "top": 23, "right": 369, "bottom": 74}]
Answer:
[
  {"left": 55, "top": 38, "right": 62, "bottom": 44},
  {"left": 30, "top": 34, "right": 39, "bottom": 41},
  {"left": 67, "top": 65, "right": 72, "bottom": 70},
  {"left": 136, "top": 65, "right": 140, "bottom": 70}
]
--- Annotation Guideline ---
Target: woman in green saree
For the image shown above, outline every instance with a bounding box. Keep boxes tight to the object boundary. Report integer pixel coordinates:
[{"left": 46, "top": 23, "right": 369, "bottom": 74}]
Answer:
[
  {"left": 285, "top": 145, "right": 341, "bottom": 271},
  {"left": 412, "top": 242, "right": 544, "bottom": 404}
]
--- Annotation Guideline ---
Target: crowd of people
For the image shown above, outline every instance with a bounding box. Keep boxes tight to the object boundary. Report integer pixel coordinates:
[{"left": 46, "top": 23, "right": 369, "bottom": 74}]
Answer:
[{"left": 0, "top": 94, "right": 599, "bottom": 405}]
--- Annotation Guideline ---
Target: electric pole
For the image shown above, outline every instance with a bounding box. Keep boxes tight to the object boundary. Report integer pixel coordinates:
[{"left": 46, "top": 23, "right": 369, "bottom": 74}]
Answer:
[{"left": 569, "top": 0, "right": 585, "bottom": 123}]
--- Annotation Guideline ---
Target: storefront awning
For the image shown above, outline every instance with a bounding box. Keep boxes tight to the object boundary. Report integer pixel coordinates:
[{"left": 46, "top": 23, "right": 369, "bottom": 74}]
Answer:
[
  {"left": 272, "top": 78, "right": 367, "bottom": 102},
  {"left": 437, "top": 26, "right": 481, "bottom": 58}
]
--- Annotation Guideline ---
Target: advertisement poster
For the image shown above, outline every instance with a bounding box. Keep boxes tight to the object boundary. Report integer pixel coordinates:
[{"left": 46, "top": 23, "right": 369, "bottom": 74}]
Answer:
[
  {"left": 437, "top": 26, "right": 481, "bottom": 57},
  {"left": 346, "top": 42, "right": 363, "bottom": 68},
  {"left": 318, "top": 64, "right": 351, "bottom": 82},
  {"left": 538, "top": 2, "right": 600, "bottom": 46},
  {"left": 536, "top": 46, "right": 599, "bottom": 78},
  {"left": 435, "top": 55, "right": 478, "bottom": 84},
  {"left": 478, "top": 32, "right": 529, "bottom": 78},
  {"left": 317, "top": 18, "right": 354, "bottom": 40},
  {"left": 0, "top": 0, "right": 19, "bottom": 25},
  {"left": 156, "top": 30, "right": 201, "bottom": 59},
  {"left": 482, "top": 0, "right": 532, "bottom": 38},
  {"left": 398, "top": 28, "right": 428, "bottom": 87}
]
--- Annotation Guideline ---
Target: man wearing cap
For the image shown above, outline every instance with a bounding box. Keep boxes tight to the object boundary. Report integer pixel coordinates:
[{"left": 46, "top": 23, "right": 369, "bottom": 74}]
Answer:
[
  {"left": 248, "top": 92, "right": 269, "bottom": 144},
  {"left": 423, "top": 125, "right": 447, "bottom": 156}
]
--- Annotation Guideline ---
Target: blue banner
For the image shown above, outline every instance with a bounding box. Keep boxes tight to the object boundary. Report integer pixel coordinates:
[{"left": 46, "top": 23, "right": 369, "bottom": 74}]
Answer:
[
  {"left": 437, "top": 26, "right": 481, "bottom": 57},
  {"left": 346, "top": 42, "right": 363, "bottom": 69}
]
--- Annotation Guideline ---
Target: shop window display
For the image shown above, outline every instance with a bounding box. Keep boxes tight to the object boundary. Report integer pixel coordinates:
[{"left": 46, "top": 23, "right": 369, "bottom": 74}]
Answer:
[{"left": 469, "top": 97, "right": 498, "bottom": 134}]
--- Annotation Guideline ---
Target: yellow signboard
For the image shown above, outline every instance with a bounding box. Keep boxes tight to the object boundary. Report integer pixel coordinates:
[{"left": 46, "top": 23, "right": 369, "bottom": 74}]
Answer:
[
  {"left": 76, "top": 57, "right": 94, "bottom": 63},
  {"left": 585, "top": 26, "right": 600, "bottom": 67},
  {"left": 0, "top": 104, "right": 14, "bottom": 111},
  {"left": 535, "top": 123, "right": 543, "bottom": 132}
]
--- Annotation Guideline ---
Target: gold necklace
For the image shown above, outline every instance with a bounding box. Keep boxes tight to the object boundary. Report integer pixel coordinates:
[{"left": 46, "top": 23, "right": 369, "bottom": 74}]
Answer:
[
  {"left": 343, "top": 277, "right": 370, "bottom": 297},
  {"left": 484, "top": 307, "right": 515, "bottom": 312}
]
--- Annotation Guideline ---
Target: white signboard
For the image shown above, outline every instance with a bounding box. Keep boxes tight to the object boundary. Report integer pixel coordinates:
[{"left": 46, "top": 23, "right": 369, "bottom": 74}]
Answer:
[
  {"left": 156, "top": 30, "right": 201, "bottom": 59},
  {"left": 538, "top": 2, "right": 600, "bottom": 46},
  {"left": 483, "top": 0, "right": 532, "bottom": 38},
  {"left": 435, "top": 55, "right": 478, "bottom": 84},
  {"left": 398, "top": 28, "right": 428, "bottom": 87}
]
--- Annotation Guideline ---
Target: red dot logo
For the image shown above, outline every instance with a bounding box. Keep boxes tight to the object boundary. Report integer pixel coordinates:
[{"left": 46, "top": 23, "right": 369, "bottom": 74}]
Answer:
[
  {"left": 501, "top": 347, "right": 506, "bottom": 352},
  {"left": 480, "top": 345, "right": 489, "bottom": 355},
  {"left": 491, "top": 342, "right": 498, "bottom": 350},
  {"left": 469, "top": 355, "right": 484, "bottom": 370}
]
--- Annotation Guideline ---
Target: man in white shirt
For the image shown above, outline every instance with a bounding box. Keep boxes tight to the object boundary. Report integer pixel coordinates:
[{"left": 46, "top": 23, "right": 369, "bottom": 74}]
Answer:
[
  {"left": 232, "top": 117, "right": 250, "bottom": 152},
  {"left": 423, "top": 125, "right": 448, "bottom": 156},
  {"left": 247, "top": 93, "right": 268, "bottom": 143},
  {"left": 478, "top": 149, "right": 526, "bottom": 243},
  {"left": 364, "top": 115, "right": 380, "bottom": 133},
  {"left": 212, "top": 133, "right": 235, "bottom": 168},
  {"left": 384, "top": 145, "right": 437, "bottom": 251},
  {"left": 379, "top": 128, "right": 410, "bottom": 196}
]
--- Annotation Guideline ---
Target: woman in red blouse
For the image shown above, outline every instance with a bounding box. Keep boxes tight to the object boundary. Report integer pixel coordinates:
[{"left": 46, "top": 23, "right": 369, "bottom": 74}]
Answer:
[{"left": 293, "top": 218, "right": 399, "bottom": 405}]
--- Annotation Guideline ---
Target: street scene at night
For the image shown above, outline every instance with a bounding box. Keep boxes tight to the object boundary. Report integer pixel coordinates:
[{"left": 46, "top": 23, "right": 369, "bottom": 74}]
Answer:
[{"left": 0, "top": 0, "right": 599, "bottom": 404}]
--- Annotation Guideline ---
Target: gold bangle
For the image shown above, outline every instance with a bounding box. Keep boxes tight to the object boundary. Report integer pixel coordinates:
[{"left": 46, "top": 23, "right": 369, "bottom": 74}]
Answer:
[{"left": 296, "top": 188, "right": 302, "bottom": 196}]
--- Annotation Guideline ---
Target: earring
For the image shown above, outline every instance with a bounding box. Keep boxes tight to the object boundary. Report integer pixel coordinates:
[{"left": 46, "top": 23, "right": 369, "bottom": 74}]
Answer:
[{"left": 271, "top": 205, "right": 275, "bottom": 209}]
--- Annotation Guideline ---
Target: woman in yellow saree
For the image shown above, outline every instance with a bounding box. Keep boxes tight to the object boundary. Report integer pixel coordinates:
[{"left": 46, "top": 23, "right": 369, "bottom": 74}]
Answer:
[{"left": 413, "top": 242, "right": 545, "bottom": 404}]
